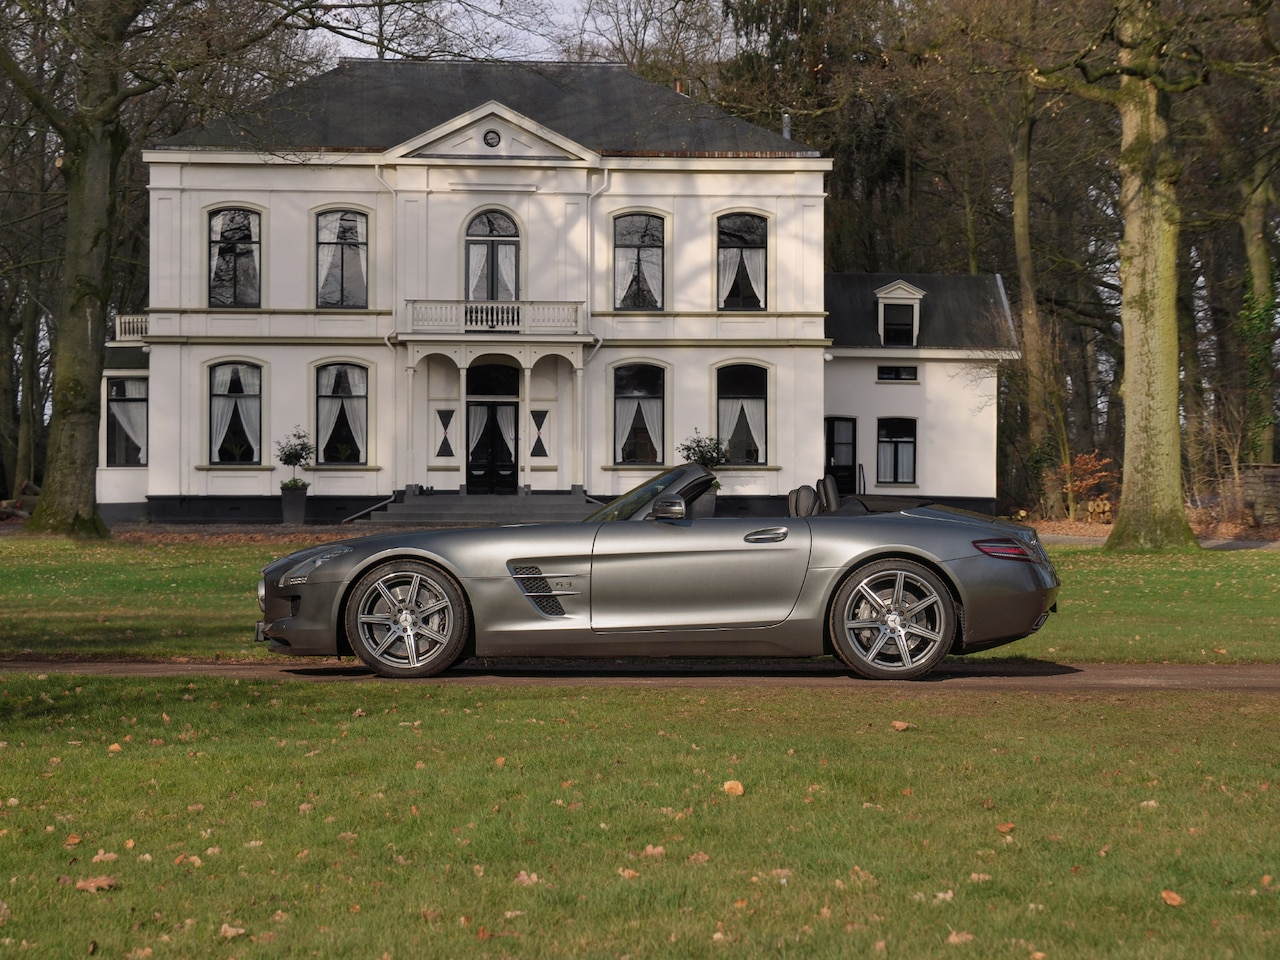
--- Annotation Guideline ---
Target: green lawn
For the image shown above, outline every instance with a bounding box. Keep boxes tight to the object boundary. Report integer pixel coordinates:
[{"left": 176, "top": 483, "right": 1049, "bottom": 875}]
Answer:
[{"left": 0, "top": 676, "right": 1275, "bottom": 958}]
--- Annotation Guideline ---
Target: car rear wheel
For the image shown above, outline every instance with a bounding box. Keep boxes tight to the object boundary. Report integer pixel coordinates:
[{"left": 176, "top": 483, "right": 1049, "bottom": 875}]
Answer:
[
  {"left": 344, "top": 561, "right": 469, "bottom": 678},
  {"left": 829, "top": 559, "right": 955, "bottom": 680}
]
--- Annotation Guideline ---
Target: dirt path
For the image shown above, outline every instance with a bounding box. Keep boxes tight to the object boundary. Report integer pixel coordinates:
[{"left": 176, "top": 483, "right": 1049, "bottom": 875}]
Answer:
[{"left": 3, "top": 657, "right": 1278, "bottom": 692}]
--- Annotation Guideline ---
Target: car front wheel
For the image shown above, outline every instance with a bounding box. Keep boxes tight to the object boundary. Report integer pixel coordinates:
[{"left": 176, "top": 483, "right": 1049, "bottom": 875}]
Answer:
[
  {"left": 830, "top": 559, "right": 955, "bottom": 680},
  {"left": 344, "top": 561, "right": 469, "bottom": 678}
]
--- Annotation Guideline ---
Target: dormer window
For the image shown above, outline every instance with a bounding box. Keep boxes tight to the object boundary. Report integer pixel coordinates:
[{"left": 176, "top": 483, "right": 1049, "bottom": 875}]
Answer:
[{"left": 875, "top": 280, "right": 925, "bottom": 347}]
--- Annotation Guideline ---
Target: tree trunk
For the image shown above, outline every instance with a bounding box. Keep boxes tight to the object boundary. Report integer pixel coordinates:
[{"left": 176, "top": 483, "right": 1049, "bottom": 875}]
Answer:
[
  {"left": 27, "top": 118, "right": 125, "bottom": 537},
  {"left": 1239, "top": 162, "right": 1275, "bottom": 465},
  {"left": 1104, "top": 63, "right": 1197, "bottom": 550}
]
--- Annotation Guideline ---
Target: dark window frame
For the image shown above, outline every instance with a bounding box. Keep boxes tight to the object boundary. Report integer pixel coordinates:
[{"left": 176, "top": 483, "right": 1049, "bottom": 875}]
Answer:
[
  {"left": 717, "top": 363, "right": 768, "bottom": 464},
  {"left": 106, "top": 377, "right": 148, "bottom": 467},
  {"left": 614, "top": 214, "right": 664, "bottom": 310},
  {"left": 716, "top": 213, "right": 767, "bottom": 311},
  {"left": 316, "top": 210, "right": 369, "bottom": 309},
  {"left": 876, "top": 417, "right": 917, "bottom": 484},
  {"left": 208, "top": 208, "right": 261, "bottom": 308},
  {"left": 613, "top": 363, "right": 665, "bottom": 464},
  {"left": 316, "top": 363, "right": 369, "bottom": 465}
]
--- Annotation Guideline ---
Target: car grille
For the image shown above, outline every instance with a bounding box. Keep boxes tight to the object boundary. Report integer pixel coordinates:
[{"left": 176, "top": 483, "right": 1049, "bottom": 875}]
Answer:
[{"left": 511, "top": 565, "right": 566, "bottom": 617}]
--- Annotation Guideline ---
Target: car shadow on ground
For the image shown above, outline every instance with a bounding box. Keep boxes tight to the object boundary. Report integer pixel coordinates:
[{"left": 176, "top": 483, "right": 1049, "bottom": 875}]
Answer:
[{"left": 279, "top": 656, "right": 1081, "bottom": 682}]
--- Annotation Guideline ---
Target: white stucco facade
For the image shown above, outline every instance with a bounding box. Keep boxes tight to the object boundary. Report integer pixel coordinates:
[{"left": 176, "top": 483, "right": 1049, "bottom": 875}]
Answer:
[{"left": 98, "top": 86, "right": 832, "bottom": 518}]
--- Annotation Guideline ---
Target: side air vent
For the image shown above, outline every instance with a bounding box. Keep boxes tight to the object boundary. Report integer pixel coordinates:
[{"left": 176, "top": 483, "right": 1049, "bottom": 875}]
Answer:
[{"left": 511, "top": 565, "right": 566, "bottom": 617}]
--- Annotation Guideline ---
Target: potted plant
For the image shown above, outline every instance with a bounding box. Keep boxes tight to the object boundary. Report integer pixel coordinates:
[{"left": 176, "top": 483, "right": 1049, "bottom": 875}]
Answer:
[{"left": 275, "top": 426, "right": 315, "bottom": 525}]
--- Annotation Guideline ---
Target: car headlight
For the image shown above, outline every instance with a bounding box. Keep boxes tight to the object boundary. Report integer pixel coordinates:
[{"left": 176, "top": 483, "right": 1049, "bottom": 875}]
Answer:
[{"left": 279, "top": 545, "right": 353, "bottom": 586}]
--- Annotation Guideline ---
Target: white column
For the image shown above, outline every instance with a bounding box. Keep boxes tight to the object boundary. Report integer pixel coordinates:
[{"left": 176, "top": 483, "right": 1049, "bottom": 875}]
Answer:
[
  {"left": 458, "top": 364, "right": 468, "bottom": 494},
  {"left": 574, "top": 364, "right": 584, "bottom": 495},
  {"left": 521, "top": 365, "right": 532, "bottom": 494}
]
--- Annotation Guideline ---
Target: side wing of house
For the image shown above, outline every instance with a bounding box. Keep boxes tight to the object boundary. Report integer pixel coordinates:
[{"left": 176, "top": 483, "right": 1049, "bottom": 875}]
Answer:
[{"left": 822, "top": 273, "right": 1019, "bottom": 512}]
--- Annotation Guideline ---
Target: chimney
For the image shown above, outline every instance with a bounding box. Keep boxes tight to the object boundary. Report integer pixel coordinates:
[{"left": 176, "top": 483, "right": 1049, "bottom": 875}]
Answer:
[
  {"left": 782, "top": 113, "right": 792, "bottom": 140},
  {"left": 674, "top": 78, "right": 685, "bottom": 96}
]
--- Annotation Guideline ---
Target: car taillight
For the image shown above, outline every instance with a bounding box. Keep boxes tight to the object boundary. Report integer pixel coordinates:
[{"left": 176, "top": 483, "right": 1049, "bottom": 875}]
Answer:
[{"left": 973, "top": 538, "right": 1038, "bottom": 562}]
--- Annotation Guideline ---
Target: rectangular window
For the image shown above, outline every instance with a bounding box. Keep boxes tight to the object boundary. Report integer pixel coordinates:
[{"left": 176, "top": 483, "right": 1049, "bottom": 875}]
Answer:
[
  {"left": 317, "top": 211, "right": 368, "bottom": 309},
  {"left": 882, "top": 303, "right": 914, "bottom": 346},
  {"left": 614, "top": 364, "right": 664, "bottom": 463},
  {"left": 877, "top": 418, "right": 916, "bottom": 484},
  {"left": 106, "top": 378, "right": 148, "bottom": 466},
  {"left": 317, "top": 364, "right": 368, "bottom": 464},
  {"left": 614, "top": 214, "right": 664, "bottom": 310},
  {"left": 209, "top": 209, "right": 261, "bottom": 307},
  {"left": 877, "top": 366, "right": 918, "bottom": 381},
  {"left": 210, "top": 363, "right": 262, "bottom": 464}
]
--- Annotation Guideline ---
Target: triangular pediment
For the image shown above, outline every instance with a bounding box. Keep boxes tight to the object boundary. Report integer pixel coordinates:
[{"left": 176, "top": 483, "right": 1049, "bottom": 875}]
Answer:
[
  {"left": 390, "top": 102, "right": 596, "bottom": 164},
  {"left": 874, "top": 279, "right": 927, "bottom": 301}
]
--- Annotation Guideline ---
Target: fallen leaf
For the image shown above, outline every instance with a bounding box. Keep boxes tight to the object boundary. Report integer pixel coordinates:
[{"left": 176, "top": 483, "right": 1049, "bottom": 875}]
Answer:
[
  {"left": 75, "top": 876, "right": 117, "bottom": 893},
  {"left": 219, "top": 923, "right": 246, "bottom": 938},
  {"left": 969, "top": 873, "right": 991, "bottom": 883},
  {"left": 996, "top": 823, "right": 1015, "bottom": 834},
  {"left": 890, "top": 721, "right": 915, "bottom": 732},
  {"left": 1161, "top": 889, "right": 1185, "bottom": 907},
  {"left": 723, "top": 780, "right": 744, "bottom": 796},
  {"left": 947, "top": 930, "right": 975, "bottom": 944},
  {"left": 513, "top": 870, "right": 539, "bottom": 886},
  {"left": 92, "top": 849, "right": 118, "bottom": 863},
  {"left": 641, "top": 844, "right": 665, "bottom": 857},
  {"left": 108, "top": 743, "right": 122, "bottom": 753},
  {"left": 687, "top": 851, "right": 710, "bottom": 865},
  {"left": 494, "top": 756, "right": 505, "bottom": 767},
  {"left": 618, "top": 868, "right": 639, "bottom": 880},
  {"left": 64, "top": 833, "right": 82, "bottom": 848}
]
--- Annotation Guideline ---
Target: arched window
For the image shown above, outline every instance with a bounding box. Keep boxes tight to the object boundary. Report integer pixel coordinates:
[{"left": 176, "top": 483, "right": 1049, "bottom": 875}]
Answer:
[
  {"left": 716, "top": 214, "right": 766, "bottom": 310},
  {"left": 317, "top": 211, "right": 368, "bottom": 308},
  {"left": 317, "top": 364, "right": 368, "bottom": 464},
  {"left": 209, "top": 209, "right": 261, "bottom": 307},
  {"left": 209, "top": 363, "right": 262, "bottom": 464},
  {"left": 614, "top": 214, "right": 664, "bottom": 310},
  {"left": 466, "top": 211, "right": 519, "bottom": 301},
  {"left": 717, "top": 364, "right": 767, "bottom": 463},
  {"left": 614, "top": 364, "right": 664, "bottom": 464}
]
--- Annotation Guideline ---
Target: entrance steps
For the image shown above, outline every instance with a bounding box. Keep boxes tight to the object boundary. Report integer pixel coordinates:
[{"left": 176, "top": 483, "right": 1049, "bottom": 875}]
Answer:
[{"left": 356, "top": 489, "right": 599, "bottom": 526}]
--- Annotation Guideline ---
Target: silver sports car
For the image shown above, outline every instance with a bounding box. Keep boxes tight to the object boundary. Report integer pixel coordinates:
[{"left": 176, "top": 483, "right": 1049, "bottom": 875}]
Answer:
[{"left": 256, "top": 464, "right": 1060, "bottom": 681}]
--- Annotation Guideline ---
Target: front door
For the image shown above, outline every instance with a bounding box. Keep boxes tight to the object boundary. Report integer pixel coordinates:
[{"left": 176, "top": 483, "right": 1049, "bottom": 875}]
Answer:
[
  {"left": 467, "top": 401, "right": 518, "bottom": 494},
  {"left": 825, "top": 417, "right": 858, "bottom": 494}
]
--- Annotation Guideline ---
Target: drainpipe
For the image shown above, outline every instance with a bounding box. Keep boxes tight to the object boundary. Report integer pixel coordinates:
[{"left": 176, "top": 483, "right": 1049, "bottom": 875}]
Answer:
[
  {"left": 375, "top": 164, "right": 407, "bottom": 490},
  {"left": 579, "top": 167, "right": 611, "bottom": 496}
]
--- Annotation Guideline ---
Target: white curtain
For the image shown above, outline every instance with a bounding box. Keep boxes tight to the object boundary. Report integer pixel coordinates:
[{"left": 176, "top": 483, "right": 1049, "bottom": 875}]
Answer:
[
  {"left": 209, "top": 211, "right": 228, "bottom": 282},
  {"left": 316, "top": 365, "right": 342, "bottom": 461},
  {"left": 110, "top": 381, "right": 148, "bottom": 465},
  {"left": 717, "top": 249, "right": 740, "bottom": 308},
  {"left": 614, "top": 398, "right": 638, "bottom": 461},
  {"left": 638, "top": 397, "right": 662, "bottom": 460},
  {"left": 897, "top": 442, "right": 915, "bottom": 483},
  {"left": 741, "top": 397, "right": 766, "bottom": 462},
  {"left": 317, "top": 212, "right": 367, "bottom": 307},
  {"left": 468, "top": 243, "right": 487, "bottom": 300},
  {"left": 344, "top": 366, "right": 368, "bottom": 462},
  {"left": 209, "top": 365, "right": 236, "bottom": 462},
  {"left": 468, "top": 406, "right": 488, "bottom": 456},
  {"left": 236, "top": 365, "right": 261, "bottom": 462},
  {"left": 741, "top": 248, "right": 766, "bottom": 306},
  {"left": 877, "top": 442, "right": 894, "bottom": 483},
  {"left": 496, "top": 405, "right": 516, "bottom": 459},
  {"left": 718, "top": 398, "right": 739, "bottom": 449},
  {"left": 496, "top": 245, "right": 517, "bottom": 301},
  {"left": 639, "top": 249, "right": 663, "bottom": 308},
  {"left": 614, "top": 255, "right": 633, "bottom": 309}
]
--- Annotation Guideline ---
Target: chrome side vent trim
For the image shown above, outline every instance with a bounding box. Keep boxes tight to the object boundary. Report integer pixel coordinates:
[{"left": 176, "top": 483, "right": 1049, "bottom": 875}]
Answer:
[{"left": 511, "top": 564, "right": 570, "bottom": 617}]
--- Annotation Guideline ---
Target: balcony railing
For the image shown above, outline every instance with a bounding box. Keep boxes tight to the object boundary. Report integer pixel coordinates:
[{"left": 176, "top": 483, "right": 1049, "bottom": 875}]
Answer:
[
  {"left": 404, "top": 300, "right": 583, "bottom": 336},
  {"left": 112, "top": 314, "right": 149, "bottom": 341}
]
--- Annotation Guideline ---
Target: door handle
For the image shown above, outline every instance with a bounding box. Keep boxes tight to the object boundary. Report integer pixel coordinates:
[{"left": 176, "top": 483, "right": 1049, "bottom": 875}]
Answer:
[{"left": 744, "top": 526, "right": 789, "bottom": 543}]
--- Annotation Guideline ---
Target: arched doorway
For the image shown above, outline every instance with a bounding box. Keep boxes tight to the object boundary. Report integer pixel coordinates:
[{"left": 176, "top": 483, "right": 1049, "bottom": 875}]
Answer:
[{"left": 466, "top": 362, "right": 519, "bottom": 494}]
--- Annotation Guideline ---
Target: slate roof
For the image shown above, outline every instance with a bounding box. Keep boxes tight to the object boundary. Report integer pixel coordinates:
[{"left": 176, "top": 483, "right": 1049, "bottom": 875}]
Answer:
[
  {"left": 824, "top": 273, "right": 1018, "bottom": 351},
  {"left": 155, "top": 60, "right": 818, "bottom": 158}
]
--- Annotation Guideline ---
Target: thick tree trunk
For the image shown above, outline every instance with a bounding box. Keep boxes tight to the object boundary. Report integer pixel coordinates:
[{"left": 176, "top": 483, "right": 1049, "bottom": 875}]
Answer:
[
  {"left": 27, "top": 120, "right": 124, "bottom": 537},
  {"left": 1105, "top": 67, "right": 1197, "bottom": 550},
  {"left": 1240, "top": 163, "right": 1275, "bottom": 464}
]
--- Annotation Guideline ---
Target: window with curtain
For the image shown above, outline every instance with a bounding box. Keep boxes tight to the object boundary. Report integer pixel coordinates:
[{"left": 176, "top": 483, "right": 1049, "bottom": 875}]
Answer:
[
  {"left": 717, "top": 364, "right": 767, "bottom": 464},
  {"left": 614, "top": 363, "right": 664, "bottom": 464},
  {"left": 209, "top": 209, "right": 261, "bottom": 307},
  {"left": 209, "top": 363, "right": 262, "bottom": 464},
  {"left": 466, "top": 211, "right": 519, "bottom": 301},
  {"left": 877, "top": 418, "right": 917, "bottom": 484},
  {"left": 614, "top": 214, "right": 664, "bottom": 310},
  {"left": 317, "top": 211, "right": 368, "bottom": 308},
  {"left": 316, "top": 363, "right": 368, "bottom": 464},
  {"left": 716, "top": 213, "right": 766, "bottom": 310},
  {"left": 106, "top": 378, "right": 148, "bottom": 466}
]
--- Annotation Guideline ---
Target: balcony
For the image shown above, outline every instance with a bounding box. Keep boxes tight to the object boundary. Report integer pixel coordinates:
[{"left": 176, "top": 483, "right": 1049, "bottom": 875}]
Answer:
[
  {"left": 403, "top": 300, "right": 583, "bottom": 337},
  {"left": 112, "top": 314, "right": 149, "bottom": 341}
]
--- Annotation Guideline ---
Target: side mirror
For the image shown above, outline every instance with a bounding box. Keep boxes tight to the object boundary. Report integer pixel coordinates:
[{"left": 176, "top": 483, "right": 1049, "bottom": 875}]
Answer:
[{"left": 648, "top": 494, "right": 687, "bottom": 521}]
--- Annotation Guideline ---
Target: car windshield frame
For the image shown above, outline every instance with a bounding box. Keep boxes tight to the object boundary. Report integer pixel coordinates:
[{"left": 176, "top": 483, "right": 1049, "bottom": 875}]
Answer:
[{"left": 583, "top": 467, "right": 687, "bottom": 522}]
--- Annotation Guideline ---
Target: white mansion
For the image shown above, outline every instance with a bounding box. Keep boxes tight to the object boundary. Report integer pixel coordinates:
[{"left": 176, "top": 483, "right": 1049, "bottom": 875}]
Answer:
[{"left": 99, "top": 60, "right": 1016, "bottom": 523}]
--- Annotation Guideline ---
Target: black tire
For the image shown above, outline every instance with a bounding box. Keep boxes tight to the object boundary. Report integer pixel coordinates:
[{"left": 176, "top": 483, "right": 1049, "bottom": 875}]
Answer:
[
  {"left": 829, "top": 559, "right": 956, "bottom": 680},
  {"left": 343, "top": 561, "right": 469, "bottom": 678}
]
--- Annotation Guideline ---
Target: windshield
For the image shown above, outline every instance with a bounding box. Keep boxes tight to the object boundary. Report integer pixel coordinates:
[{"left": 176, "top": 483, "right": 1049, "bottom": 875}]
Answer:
[{"left": 583, "top": 468, "right": 685, "bottom": 522}]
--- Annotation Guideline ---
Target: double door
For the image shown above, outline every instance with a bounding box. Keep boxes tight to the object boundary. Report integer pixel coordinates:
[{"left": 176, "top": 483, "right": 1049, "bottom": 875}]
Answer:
[{"left": 467, "top": 401, "right": 518, "bottom": 495}]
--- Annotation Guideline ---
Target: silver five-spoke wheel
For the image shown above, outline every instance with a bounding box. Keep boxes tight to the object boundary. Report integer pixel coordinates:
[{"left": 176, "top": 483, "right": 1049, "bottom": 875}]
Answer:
[
  {"left": 829, "top": 559, "right": 955, "bottom": 680},
  {"left": 344, "top": 561, "right": 468, "bottom": 678}
]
